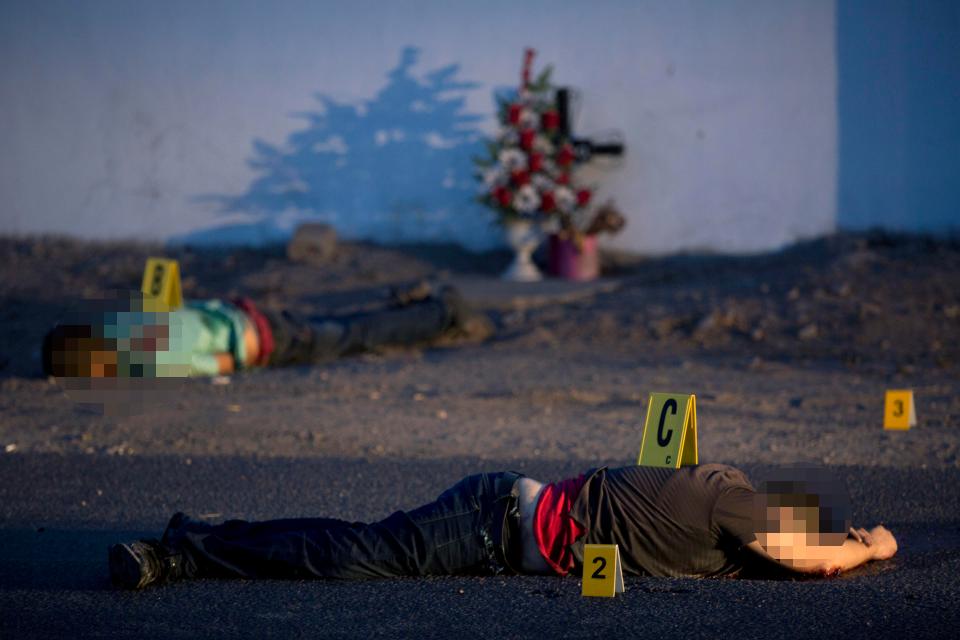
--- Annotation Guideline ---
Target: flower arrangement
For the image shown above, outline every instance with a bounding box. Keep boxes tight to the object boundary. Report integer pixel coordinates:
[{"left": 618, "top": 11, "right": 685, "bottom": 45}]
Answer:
[{"left": 475, "top": 49, "right": 595, "bottom": 235}]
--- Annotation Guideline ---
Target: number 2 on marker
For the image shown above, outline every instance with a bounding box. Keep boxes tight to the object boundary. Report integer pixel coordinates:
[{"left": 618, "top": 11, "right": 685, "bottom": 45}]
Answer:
[
  {"left": 582, "top": 544, "right": 624, "bottom": 597},
  {"left": 591, "top": 556, "right": 607, "bottom": 579}
]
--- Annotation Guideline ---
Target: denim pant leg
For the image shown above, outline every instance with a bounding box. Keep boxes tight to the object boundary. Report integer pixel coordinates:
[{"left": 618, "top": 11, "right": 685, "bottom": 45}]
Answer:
[
  {"left": 168, "top": 472, "right": 521, "bottom": 580},
  {"left": 264, "top": 292, "right": 459, "bottom": 365},
  {"left": 334, "top": 295, "right": 456, "bottom": 357}
]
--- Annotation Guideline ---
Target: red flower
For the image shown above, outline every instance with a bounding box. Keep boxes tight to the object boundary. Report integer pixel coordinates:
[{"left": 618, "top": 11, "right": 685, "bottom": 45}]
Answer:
[
  {"left": 540, "top": 191, "right": 556, "bottom": 212},
  {"left": 556, "top": 173, "right": 570, "bottom": 185},
  {"left": 576, "top": 189, "right": 592, "bottom": 206},
  {"left": 508, "top": 104, "right": 522, "bottom": 125},
  {"left": 510, "top": 169, "right": 530, "bottom": 187},
  {"left": 528, "top": 152, "right": 544, "bottom": 172},
  {"left": 557, "top": 143, "right": 575, "bottom": 166},
  {"left": 542, "top": 110, "right": 560, "bottom": 130},
  {"left": 493, "top": 186, "right": 512, "bottom": 207},
  {"left": 520, "top": 129, "right": 536, "bottom": 150}
]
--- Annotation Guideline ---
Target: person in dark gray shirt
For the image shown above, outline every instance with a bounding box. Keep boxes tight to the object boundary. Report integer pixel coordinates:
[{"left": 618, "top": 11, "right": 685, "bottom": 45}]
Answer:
[{"left": 109, "top": 464, "right": 897, "bottom": 589}]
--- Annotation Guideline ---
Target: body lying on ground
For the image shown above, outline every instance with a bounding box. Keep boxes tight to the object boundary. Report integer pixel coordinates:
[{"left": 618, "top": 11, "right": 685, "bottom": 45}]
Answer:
[
  {"left": 42, "top": 284, "right": 488, "bottom": 378},
  {"left": 109, "top": 463, "right": 897, "bottom": 589}
]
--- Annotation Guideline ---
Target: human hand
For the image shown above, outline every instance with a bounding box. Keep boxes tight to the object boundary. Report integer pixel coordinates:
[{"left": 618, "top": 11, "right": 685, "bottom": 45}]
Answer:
[{"left": 849, "top": 525, "right": 897, "bottom": 560}]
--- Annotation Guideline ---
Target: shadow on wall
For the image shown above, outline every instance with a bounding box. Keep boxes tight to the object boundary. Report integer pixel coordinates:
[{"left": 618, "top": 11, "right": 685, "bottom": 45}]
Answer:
[
  {"left": 173, "top": 47, "right": 497, "bottom": 249},
  {"left": 838, "top": 0, "right": 960, "bottom": 233}
]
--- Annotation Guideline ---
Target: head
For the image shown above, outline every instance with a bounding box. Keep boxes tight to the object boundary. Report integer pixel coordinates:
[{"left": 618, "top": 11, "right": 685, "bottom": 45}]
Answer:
[
  {"left": 43, "top": 324, "right": 119, "bottom": 378},
  {"left": 753, "top": 466, "right": 851, "bottom": 569},
  {"left": 42, "top": 291, "right": 176, "bottom": 379},
  {"left": 43, "top": 292, "right": 187, "bottom": 416}
]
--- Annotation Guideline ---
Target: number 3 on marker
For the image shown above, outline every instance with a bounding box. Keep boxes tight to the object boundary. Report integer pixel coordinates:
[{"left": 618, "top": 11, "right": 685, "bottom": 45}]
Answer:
[{"left": 884, "top": 390, "right": 916, "bottom": 430}]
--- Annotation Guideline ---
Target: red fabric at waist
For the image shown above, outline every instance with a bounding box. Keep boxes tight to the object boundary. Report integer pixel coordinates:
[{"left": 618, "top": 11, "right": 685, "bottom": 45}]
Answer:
[
  {"left": 231, "top": 297, "right": 275, "bottom": 367},
  {"left": 533, "top": 474, "right": 587, "bottom": 576}
]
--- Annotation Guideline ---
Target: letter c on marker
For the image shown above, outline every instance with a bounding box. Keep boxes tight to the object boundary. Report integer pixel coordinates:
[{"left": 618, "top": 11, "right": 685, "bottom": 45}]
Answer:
[{"left": 657, "top": 399, "right": 677, "bottom": 447}]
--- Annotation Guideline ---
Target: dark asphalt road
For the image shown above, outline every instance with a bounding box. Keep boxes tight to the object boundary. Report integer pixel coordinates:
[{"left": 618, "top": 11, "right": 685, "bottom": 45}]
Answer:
[{"left": 1, "top": 454, "right": 958, "bottom": 639}]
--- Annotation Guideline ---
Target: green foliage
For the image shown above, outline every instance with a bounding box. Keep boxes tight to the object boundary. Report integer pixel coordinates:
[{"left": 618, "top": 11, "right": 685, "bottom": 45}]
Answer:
[{"left": 528, "top": 65, "right": 554, "bottom": 94}]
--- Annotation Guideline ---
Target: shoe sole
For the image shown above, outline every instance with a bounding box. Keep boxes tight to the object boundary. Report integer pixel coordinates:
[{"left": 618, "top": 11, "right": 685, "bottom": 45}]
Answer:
[{"left": 108, "top": 543, "right": 145, "bottom": 590}]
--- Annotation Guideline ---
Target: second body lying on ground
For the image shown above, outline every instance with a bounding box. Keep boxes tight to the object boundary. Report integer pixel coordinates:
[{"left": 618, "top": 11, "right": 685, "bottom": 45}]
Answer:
[{"left": 43, "top": 285, "right": 489, "bottom": 377}]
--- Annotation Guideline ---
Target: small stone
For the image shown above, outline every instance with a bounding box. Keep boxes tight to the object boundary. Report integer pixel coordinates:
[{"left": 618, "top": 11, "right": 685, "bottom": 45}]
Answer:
[
  {"left": 368, "top": 391, "right": 381, "bottom": 400},
  {"left": 211, "top": 376, "right": 231, "bottom": 386},
  {"left": 226, "top": 404, "right": 242, "bottom": 413},
  {"left": 4, "top": 443, "right": 16, "bottom": 453},
  {"left": 436, "top": 409, "right": 448, "bottom": 420},
  {"left": 287, "top": 223, "right": 338, "bottom": 265},
  {"left": 413, "top": 393, "right": 425, "bottom": 401},
  {"left": 798, "top": 324, "right": 819, "bottom": 340}
]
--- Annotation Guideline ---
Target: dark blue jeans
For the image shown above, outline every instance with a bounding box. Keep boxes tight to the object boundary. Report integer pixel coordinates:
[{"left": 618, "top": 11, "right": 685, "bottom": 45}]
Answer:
[
  {"left": 265, "top": 288, "right": 465, "bottom": 366},
  {"left": 165, "top": 472, "right": 523, "bottom": 580}
]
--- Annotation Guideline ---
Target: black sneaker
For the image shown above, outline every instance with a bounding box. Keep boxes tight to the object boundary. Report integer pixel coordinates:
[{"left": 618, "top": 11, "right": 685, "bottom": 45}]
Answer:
[
  {"left": 161, "top": 511, "right": 189, "bottom": 546},
  {"left": 108, "top": 539, "right": 185, "bottom": 590}
]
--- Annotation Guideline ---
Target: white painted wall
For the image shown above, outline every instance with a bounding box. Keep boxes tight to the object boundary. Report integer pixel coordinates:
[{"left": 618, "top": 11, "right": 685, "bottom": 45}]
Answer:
[{"left": 0, "top": 0, "right": 837, "bottom": 254}]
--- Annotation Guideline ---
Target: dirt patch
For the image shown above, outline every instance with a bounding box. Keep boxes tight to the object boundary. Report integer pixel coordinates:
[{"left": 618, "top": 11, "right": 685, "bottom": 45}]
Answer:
[{"left": 0, "top": 231, "right": 957, "bottom": 466}]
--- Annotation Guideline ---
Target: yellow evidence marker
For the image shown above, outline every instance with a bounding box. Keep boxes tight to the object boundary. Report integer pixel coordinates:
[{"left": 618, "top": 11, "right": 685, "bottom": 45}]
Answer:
[
  {"left": 582, "top": 544, "right": 624, "bottom": 598},
  {"left": 141, "top": 257, "right": 183, "bottom": 310},
  {"left": 637, "top": 393, "right": 698, "bottom": 468},
  {"left": 884, "top": 390, "right": 916, "bottom": 430}
]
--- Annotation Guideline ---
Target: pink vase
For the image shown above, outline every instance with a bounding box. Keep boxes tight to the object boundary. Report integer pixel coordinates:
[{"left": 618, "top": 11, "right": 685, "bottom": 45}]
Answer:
[{"left": 548, "top": 234, "right": 599, "bottom": 281}]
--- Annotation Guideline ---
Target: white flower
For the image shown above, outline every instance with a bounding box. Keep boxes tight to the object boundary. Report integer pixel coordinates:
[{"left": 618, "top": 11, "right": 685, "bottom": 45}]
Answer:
[
  {"left": 519, "top": 108, "right": 539, "bottom": 129},
  {"left": 531, "top": 174, "right": 555, "bottom": 192},
  {"left": 541, "top": 158, "right": 561, "bottom": 178},
  {"left": 513, "top": 184, "right": 541, "bottom": 213},
  {"left": 482, "top": 166, "right": 507, "bottom": 189},
  {"left": 554, "top": 186, "right": 576, "bottom": 213},
  {"left": 498, "top": 128, "right": 520, "bottom": 146},
  {"left": 533, "top": 136, "right": 555, "bottom": 155},
  {"left": 498, "top": 148, "right": 528, "bottom": 171}
]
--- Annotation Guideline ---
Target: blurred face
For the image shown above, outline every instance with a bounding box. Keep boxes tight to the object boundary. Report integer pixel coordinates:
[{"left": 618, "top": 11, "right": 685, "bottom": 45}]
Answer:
[
  {"left": 47, "top": 317, "right": 173, "bottom": 379},
  {"left": 47, "top": 330, "right": 119, "bottom": 378},
  {"left": 754, "top": 498, "right": 847, "bottom": 569}
]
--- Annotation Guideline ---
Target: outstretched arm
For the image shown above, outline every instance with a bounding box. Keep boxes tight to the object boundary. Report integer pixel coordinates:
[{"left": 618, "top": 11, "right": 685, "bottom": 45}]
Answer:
[
  {"left": 746, "top": 525, "right": 897, "bottom": 576},
  {"left": 827, "top": 525, "right": 898, "bottom": 574}
]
